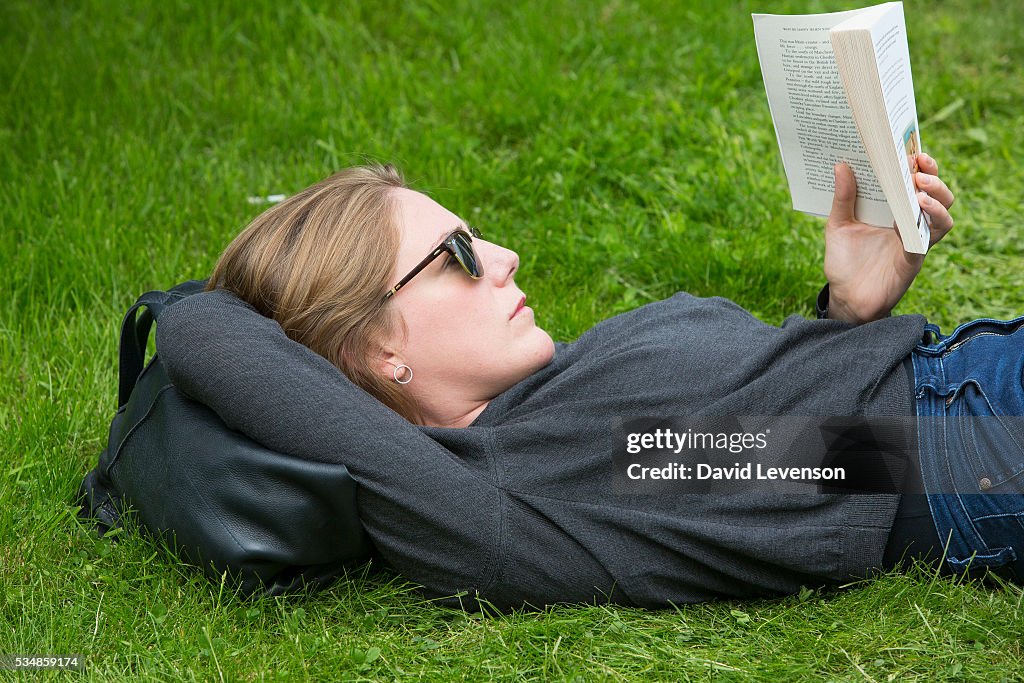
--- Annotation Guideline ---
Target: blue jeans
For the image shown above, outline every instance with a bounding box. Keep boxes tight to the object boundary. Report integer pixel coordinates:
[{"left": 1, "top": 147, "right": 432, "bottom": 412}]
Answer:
[{"left": 911, "top": 314, "right": 1024, "bottom": 579}]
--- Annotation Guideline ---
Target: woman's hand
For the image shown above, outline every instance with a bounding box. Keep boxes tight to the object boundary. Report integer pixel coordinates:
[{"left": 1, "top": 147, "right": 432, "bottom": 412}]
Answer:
[{"left": 823, "top": 153, "right": 955, "bottom": 325}]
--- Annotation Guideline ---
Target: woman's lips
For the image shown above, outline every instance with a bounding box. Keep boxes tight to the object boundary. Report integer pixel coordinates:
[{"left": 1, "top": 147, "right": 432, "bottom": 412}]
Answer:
[{"left": 511, "top": 296, "right": 526, "bottom": 319}]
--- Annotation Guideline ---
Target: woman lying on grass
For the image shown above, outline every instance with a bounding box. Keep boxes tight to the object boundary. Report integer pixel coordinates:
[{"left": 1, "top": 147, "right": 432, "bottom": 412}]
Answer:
[{"left": 156, "top": 154, "right": 1024, "bottom": 610}]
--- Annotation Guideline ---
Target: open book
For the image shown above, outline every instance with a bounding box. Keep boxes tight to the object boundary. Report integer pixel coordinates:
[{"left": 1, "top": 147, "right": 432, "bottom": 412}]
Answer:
[{"left": 752, "top": 2, "right": 929, "bottom": 254}]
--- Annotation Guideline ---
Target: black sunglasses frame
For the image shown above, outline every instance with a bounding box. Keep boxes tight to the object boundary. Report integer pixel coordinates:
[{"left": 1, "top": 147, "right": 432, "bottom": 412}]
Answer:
[{"left": 383, "top": 227, "right": 484, "bottom": 300}]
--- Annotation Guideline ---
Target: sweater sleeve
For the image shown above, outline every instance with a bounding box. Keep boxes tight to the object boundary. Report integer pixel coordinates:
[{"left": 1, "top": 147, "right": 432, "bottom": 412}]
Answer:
[{"left": 154, "top": 288, "right": 502, "bottom": 604}]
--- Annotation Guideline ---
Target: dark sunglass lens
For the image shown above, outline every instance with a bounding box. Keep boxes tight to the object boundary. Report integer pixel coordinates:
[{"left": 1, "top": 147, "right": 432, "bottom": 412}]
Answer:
[{"left": 451, "top": 232, "right": 482, "bottom": 277}]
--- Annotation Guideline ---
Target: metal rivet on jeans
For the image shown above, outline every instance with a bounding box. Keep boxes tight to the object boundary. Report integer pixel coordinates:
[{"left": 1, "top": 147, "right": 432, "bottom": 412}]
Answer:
[{"left": 979, "top": 477, "right": 992, "bottom": 491}]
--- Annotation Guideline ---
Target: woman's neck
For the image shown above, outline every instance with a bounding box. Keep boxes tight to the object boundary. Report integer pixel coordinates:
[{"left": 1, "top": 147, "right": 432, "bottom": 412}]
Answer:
[{"left": 421, "top": 400, "right": 489, "bottom": 429}]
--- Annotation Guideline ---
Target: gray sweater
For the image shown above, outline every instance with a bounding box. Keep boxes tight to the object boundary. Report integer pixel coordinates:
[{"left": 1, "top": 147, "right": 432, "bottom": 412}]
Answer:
[{"left": 157, "top": 289, "right": 926, "bottom": 609}]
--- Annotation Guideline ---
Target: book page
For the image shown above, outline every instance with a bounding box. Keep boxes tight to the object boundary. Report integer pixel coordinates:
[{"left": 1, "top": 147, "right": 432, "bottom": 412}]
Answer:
[{"left": 753, "top": 9, "right": 893, "bottom": 226}]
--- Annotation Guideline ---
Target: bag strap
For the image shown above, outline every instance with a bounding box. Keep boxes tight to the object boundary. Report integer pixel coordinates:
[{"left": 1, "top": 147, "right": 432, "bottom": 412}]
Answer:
[{"left": 117, "top": 281, "right": 206, "bottom": 408}]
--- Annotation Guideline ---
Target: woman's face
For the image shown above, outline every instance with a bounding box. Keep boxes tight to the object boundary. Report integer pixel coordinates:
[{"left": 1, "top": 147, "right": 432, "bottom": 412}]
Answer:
[{"left": 382, "top": 188, "right": 555, "bottom": 425}]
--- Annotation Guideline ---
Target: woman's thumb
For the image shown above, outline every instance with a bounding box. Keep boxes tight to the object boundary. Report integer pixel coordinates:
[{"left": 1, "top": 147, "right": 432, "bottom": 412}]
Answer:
[{"left": 829, "top": 163, "right": 858, "bottom": 224}]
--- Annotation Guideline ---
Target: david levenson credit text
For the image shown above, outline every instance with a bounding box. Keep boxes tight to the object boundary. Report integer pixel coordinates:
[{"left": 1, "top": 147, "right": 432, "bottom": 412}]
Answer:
[{"left": 626, "top": 463, "right": 846, "bottom": 481}]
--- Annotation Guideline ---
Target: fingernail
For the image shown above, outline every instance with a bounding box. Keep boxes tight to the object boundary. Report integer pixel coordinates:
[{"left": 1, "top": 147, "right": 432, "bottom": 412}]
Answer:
[{"left": 917, "top": 174, "right": 930, "bottom": 186}]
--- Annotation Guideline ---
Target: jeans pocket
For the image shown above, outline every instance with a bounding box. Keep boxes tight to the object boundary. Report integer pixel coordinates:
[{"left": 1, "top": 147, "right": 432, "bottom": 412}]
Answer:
[
  {"left": 946, "top": 545, "right": 1016, "bottom": 572},
  {"left": 954, "top": 381, "right": 1024, "bottom": 492},
  {"left": 946, "top": 514, "right": 1024, "bottom": 577}
]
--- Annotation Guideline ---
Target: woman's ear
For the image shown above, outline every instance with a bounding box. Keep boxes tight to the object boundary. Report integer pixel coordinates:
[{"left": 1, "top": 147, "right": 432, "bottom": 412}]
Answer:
[
  {"left": 367, "top": 317, "right": 410, "bottom": 382},
  {"left": 373, "top": 344, "right": 403, "bottom": 382},
  {"left": 337, "top": 336, "right": 401, "bottom": 382}
]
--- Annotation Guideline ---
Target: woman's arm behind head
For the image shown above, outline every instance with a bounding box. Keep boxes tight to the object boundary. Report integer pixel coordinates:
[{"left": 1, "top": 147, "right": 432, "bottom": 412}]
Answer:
[{"left": 155, "top": 287, "right": 504, "bottom": 605}]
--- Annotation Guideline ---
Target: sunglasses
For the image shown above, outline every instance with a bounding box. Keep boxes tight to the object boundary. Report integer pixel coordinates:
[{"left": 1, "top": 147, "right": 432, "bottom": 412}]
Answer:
[{"left": 384, "top": 226, "right": 484, "bottom": 300}]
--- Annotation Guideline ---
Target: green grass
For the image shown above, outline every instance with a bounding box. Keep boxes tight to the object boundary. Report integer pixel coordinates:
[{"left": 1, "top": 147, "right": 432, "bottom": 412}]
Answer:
[{"left": 2, "top": 0, "right": 1023, "bottom": 679}]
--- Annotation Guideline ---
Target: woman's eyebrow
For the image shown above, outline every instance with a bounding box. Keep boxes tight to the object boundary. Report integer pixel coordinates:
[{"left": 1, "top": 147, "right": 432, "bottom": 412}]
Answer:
[{"left": 428, "top": 224, "right": 469, "bottom": 251}]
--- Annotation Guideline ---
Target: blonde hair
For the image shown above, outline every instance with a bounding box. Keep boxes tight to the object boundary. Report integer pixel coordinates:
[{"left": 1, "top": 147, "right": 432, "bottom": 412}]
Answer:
[{"left": 207, "top": 164, "right": 422, "bottom": 423}]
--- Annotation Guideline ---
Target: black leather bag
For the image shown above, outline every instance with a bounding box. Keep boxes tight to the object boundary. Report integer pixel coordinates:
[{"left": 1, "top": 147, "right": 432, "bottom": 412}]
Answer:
[{"left": 78, "top": 280, "right": 373, "bottom": 595}]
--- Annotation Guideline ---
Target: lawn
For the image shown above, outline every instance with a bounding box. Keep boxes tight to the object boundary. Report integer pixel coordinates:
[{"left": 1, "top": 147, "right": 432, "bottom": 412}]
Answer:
[{"left": 2, "top": 0, "right": 1022, "bottom": 680}]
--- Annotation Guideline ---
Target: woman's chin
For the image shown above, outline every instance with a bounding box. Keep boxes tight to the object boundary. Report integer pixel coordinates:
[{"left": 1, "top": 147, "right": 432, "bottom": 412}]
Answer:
[{"left": 531, "top": 330, "right": 557, "bottom": 369}]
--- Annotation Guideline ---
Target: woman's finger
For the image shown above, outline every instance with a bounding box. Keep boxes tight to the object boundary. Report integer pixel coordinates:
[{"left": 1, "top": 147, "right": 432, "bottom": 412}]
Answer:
[
  {"left": 915, "top": 172, "right": 955, "bottom": 209},
  {"left": 918, "top": 191, "right": 954, "bottom": 247},
  {"left": 916, "top": 152, "right": 938, "bottom": 175}
]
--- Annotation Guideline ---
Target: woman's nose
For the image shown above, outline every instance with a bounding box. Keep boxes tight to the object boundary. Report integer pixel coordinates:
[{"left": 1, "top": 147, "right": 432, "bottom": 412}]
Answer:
[{"left": 479, "top": 240, "right": 518, "bottom": 283}]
